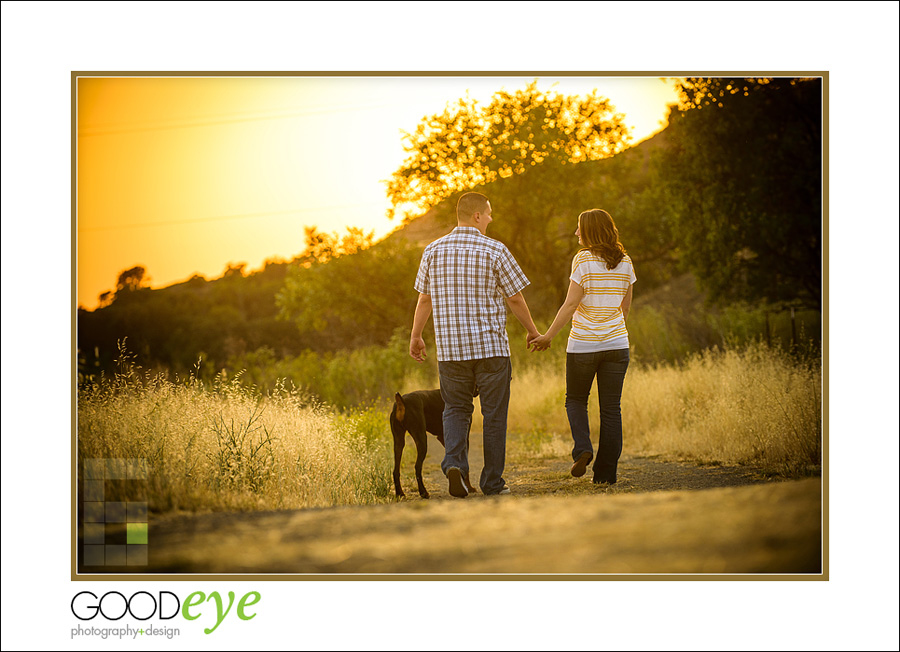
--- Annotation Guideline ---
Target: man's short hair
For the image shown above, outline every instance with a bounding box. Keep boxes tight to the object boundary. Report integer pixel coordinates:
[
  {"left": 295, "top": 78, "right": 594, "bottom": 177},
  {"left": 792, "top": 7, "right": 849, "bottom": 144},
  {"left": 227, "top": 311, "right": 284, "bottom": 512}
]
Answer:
[{"left": 457, "top": 192, "right": 489, "bottom": 221}]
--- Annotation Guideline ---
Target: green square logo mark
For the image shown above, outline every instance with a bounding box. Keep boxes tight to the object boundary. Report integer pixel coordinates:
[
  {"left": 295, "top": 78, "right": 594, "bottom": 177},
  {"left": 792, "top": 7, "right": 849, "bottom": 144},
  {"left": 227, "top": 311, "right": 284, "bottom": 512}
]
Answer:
[{"left": 126, "top": 523, "right": 148, "bottom": 544}]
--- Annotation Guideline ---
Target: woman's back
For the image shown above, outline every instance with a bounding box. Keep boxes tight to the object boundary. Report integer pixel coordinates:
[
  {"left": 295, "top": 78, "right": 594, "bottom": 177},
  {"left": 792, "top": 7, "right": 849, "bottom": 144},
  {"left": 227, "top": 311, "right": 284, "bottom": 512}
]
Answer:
[{"left": 567, "top": 250, "right": 636, "bottom": 353}]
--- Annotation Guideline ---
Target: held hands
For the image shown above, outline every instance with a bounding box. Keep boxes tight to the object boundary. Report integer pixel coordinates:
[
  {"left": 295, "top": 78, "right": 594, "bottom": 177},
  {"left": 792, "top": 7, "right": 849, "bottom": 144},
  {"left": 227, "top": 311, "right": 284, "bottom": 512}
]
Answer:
[
  {"left": 527, "top": 332, "right": 552, "bottom": 352},
  {"left": 409, "top": 336, "right": 427, "bottom": 362}
]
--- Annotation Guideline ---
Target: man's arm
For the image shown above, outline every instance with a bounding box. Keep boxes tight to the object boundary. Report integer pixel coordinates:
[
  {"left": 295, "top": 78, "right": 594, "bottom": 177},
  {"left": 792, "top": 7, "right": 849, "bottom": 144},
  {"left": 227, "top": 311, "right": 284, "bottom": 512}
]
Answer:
[
  {"left": 505, "top": 291, "right": 540, "bottom": 346},
  {"left": 409, "top": 293, "right": 432, "bottom": 362}
]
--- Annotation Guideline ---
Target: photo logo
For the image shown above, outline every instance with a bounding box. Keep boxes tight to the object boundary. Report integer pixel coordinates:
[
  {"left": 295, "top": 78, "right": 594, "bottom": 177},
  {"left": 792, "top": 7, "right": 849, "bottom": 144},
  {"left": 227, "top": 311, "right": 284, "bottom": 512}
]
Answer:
[
  {"left": 71, "top": 591, "right": 179, "bottom": 621},
  {"left": 70, "top": 590, "right": 261, "bottom": 637},
  {"left": 81, "top": 458, "right": 148, "bottom": 567}
]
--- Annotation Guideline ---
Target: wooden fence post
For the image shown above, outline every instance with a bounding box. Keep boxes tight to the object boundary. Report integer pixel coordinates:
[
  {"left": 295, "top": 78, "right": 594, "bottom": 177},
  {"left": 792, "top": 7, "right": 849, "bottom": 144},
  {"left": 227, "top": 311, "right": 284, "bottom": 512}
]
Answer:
[{"left": 791, "top": 307, "right": 797, "bottom": 350}]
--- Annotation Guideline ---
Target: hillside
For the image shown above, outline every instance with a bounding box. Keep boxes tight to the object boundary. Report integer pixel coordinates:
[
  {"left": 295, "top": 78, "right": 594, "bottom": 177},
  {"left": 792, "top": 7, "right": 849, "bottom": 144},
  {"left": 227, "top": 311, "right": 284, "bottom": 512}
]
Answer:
[
  {"left": 383, "top": 127, "right": 670, "bottom": 249},
  {"left": 78, "top": 129, "right": 676, "bottom": 377}
]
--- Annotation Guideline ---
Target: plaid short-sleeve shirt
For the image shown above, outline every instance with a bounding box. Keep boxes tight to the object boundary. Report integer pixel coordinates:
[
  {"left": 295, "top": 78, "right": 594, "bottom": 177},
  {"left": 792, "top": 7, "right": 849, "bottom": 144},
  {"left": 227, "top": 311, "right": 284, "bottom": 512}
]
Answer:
[{"left": 414, "top": 226, "right": 530, "bottom": 362}]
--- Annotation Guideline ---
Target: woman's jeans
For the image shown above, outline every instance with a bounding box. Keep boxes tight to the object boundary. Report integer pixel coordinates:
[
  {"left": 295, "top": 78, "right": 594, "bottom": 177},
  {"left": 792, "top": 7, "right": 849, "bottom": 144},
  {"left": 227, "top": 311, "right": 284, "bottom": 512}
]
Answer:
[{"left": 565, "top": 348, "right": 630, "bottom": 483}]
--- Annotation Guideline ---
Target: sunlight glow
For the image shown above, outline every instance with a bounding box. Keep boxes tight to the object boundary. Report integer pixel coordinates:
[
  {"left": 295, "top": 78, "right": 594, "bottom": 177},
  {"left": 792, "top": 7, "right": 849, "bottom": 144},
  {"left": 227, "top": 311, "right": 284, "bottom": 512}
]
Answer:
[{"left": 77, "top": 75, "right": 681, "bottom": 309}]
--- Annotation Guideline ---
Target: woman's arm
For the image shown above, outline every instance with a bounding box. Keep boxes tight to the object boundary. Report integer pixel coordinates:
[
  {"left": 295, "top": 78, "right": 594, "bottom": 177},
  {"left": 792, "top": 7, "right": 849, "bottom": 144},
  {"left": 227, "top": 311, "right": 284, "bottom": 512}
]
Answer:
[
  {"left": 530, "top": 280, "right": 585, "bottom": 351},
  {"left": 620, "top": 284, "right": 633, "bottom": 320}
]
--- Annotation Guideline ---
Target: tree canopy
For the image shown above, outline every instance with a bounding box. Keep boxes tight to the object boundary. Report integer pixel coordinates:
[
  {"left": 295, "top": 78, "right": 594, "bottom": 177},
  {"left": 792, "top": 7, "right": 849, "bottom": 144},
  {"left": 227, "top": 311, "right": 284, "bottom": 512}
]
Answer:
[
  {"left": 385, "top": 81, "right": 632, "bottom": 221},
  {"left": 660, "top": 77, "right": 822, "bottom": 308},
  {"left": 115, "top": 265, "right": 147, "bottom": 292},
  {"left": 275, "top": 236, "right": 421, "bottom": 350}
]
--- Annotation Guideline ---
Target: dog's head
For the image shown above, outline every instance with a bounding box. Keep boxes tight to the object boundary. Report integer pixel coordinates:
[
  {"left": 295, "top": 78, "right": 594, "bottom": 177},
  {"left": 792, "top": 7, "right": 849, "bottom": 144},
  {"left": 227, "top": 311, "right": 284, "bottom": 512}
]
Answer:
[{"left": 389, "top": 392, "right": 407, "bottom": 437}]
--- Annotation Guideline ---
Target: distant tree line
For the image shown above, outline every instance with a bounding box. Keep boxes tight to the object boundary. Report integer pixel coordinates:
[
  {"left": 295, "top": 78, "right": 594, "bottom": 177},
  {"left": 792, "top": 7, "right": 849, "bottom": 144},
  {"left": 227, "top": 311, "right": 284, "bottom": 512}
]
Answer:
[{"left": 78, "top": 260, "right": 299, "bottom": 376}]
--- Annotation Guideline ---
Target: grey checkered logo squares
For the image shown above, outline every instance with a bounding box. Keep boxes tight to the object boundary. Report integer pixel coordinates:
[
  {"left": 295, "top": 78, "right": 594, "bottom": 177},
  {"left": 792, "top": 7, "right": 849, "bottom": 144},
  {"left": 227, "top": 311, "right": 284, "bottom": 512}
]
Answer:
[
  {"left": 84, "top": 459, "right": 106, "bottom": 480},
  {"left": 84, "top": 480, "right": 104, "bottom": 501},
  {"left": 105, "top": 502, "right": 126, "bottom": 523},
  {"left": 127, "top": 545, "right": 148, "bottom": 566},
  {"left": 106, "top": 459, "right": 127, "bottom": 479},
  {"left": 83, "top": 545, "right": 104, "bottom": 566},
  {"left": 84, "top": 502, "right": 105, "bottom": 522},
  {"left": 127, "top": 502, "right": 147, "bottom": 522},
  {"left": 83, "top": 523, "right": 105, "bottom": 544},
  {"left": 105, "top": 545, "right": 127, "bottom": 565},
  {"left": 82, "top": 458, "right": 148, "bottom": 567}
]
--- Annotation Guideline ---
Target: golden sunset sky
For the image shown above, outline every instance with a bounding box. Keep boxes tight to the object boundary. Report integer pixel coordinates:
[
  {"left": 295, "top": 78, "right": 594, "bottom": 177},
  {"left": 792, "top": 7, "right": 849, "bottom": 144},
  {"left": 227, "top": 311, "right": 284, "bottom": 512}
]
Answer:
[{"left": 76, "top": 75, "right": 680, "bottom": 308}]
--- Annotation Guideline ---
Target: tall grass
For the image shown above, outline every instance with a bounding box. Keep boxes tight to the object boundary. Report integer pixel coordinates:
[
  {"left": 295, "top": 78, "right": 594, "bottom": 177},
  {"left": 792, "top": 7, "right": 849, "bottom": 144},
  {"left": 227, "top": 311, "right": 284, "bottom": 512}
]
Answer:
[
  {"left": 623, "top": 345, "right": 821, "bottom": 474},
  {"left": 78, "top": 343, "right": 393, "bottom": 512},
  {"left": 472, "top": 343, "right": 821, "bottom": 476},
  {"left": 223, "top": 329, "right": 437, "bottom": 408},
  {"left": 79, "top": 338, "right": 821, "bottom": 516}
]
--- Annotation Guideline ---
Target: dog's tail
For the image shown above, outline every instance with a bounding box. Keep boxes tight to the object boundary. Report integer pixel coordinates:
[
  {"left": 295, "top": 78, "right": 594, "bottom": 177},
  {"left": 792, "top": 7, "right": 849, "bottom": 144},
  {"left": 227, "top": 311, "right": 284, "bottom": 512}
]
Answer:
[{"left": 393, "top": 392, "right": 405, "bottom": 421}]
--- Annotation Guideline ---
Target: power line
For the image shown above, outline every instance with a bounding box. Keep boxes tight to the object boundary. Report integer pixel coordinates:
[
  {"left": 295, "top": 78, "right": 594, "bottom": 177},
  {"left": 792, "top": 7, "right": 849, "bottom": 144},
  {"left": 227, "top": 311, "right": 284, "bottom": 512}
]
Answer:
[
  {"left": 77, "top": 99, "right": 410, "bottom": 137},
  {"left": 78, "top": 201, "right": 388, "bottom": 232}
]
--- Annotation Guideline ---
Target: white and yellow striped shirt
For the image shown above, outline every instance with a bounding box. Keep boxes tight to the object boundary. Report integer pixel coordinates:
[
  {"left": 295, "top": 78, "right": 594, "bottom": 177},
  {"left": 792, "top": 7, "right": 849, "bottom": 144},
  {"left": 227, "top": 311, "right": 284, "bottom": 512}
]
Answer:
[{"left": 566, "top": 250, "right": 636, "bottom": 353}]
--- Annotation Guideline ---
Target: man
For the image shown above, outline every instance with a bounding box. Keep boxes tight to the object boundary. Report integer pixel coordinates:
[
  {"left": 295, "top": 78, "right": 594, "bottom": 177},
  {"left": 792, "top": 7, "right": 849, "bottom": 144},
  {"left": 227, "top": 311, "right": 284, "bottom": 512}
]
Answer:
[{"left": 409, "top": 192, "right": 541, "bottom": 497}]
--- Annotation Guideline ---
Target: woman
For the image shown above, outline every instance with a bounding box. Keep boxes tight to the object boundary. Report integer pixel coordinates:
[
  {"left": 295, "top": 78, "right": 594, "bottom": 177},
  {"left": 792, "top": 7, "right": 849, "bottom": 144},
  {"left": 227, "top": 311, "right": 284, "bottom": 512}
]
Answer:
[{"left": 530, "top": 209, "right": 636, "bottom": 484}]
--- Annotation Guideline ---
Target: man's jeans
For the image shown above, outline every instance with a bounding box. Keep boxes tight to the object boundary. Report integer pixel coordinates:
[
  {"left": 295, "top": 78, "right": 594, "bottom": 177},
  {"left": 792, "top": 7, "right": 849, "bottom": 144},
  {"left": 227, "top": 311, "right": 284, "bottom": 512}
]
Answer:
[
  {"left": 565, "top": 348, "right": 630, "bottom": 483},
  {"left": 438, "top": 356, "right": 512, "bottom": 495}
]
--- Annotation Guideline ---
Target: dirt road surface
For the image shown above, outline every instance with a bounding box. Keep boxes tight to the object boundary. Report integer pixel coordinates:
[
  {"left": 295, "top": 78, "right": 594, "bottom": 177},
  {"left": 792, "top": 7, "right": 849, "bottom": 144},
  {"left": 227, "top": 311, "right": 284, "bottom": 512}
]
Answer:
[{"left": 142, "top": 451, "right": 822, "bottom": 576}]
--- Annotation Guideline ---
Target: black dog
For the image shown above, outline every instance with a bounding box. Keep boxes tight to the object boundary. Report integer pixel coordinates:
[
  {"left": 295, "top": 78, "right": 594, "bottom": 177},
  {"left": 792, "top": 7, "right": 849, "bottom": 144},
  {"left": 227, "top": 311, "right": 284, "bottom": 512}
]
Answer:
[{"left": 390, "top": 389, "right": 476, "bottom": 498}]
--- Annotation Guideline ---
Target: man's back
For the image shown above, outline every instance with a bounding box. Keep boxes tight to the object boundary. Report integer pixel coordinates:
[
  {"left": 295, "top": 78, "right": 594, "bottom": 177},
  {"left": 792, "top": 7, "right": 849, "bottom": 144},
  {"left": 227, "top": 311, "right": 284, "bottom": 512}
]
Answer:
[{"left": 415, "top": 226, "right": 529, "bottom": 362}]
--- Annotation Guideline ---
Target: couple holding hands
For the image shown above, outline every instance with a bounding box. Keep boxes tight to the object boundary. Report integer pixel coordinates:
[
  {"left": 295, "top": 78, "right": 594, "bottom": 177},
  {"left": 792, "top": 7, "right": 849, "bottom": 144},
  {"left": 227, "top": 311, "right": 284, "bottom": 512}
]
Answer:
[{"left": 409, "top": 192, "right": 635, "bottom": 498}]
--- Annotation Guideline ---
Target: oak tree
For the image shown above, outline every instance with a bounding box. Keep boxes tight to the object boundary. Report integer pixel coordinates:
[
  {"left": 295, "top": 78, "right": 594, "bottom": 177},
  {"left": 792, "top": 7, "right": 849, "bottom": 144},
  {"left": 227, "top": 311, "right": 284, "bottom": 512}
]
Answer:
[{"left": 386, "top": 81, "right": 632, "bottom": 222}]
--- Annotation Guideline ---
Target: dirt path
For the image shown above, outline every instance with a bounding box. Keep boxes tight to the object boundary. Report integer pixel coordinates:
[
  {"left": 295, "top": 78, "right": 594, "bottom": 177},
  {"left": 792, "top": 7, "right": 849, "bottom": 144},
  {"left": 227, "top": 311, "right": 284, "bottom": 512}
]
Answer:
[
  {"left": 425, "top": 451, "right": 775, "bottom": 499},
  {"left": 400, "top": 427, "right": 778, "bottom": 500},
  {"left": 140, "top": 453, "right": 822, "bottom": 576}
]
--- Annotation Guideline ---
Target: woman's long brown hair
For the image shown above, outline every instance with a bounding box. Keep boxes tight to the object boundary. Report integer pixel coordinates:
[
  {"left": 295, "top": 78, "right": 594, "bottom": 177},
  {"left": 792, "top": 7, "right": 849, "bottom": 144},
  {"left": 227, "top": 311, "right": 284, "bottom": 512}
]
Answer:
[{"left": 579, "top": 209, "right": 626, "bottom": 269}]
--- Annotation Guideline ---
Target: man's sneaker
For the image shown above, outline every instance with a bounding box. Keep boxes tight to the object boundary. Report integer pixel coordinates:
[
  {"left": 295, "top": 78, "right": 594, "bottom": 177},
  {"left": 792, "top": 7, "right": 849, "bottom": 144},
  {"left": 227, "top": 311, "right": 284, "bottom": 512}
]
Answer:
[
  {"left": 447, "top": 467, "right": 468, "bottom": 498},
  {"left": 571, "top": 451, "right": 592, "bottom": 478},
  {"left": 484, "top": 484, "right": 510, "bottom": 496}
]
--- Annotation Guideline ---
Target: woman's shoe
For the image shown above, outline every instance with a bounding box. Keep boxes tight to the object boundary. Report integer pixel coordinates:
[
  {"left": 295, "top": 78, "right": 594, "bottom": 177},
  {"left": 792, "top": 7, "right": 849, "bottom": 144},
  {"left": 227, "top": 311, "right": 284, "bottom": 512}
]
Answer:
[{"left": 571, "top": 452, "right": 592, "bottom": 478}]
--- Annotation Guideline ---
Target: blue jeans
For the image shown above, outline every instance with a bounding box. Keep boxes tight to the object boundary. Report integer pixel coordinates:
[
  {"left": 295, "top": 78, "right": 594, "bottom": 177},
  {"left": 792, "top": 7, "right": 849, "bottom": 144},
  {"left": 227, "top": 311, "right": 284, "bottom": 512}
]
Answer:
[
  {"left": 565, "top": 348, "right": 630, "bottom": 483},
  {"left": 438, "top": 356, "right": 512, "bottom": 495}
]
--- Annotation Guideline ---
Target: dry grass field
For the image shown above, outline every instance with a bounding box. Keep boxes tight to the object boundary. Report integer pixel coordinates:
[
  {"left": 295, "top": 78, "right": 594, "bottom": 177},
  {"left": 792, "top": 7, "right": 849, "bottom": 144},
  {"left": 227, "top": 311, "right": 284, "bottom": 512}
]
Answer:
[
  {"left": 78, "top": 343, "right": 820, "bottom": 513},
  {"left": 77, "top": 343, "right": 822, "bottom": 576}
]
